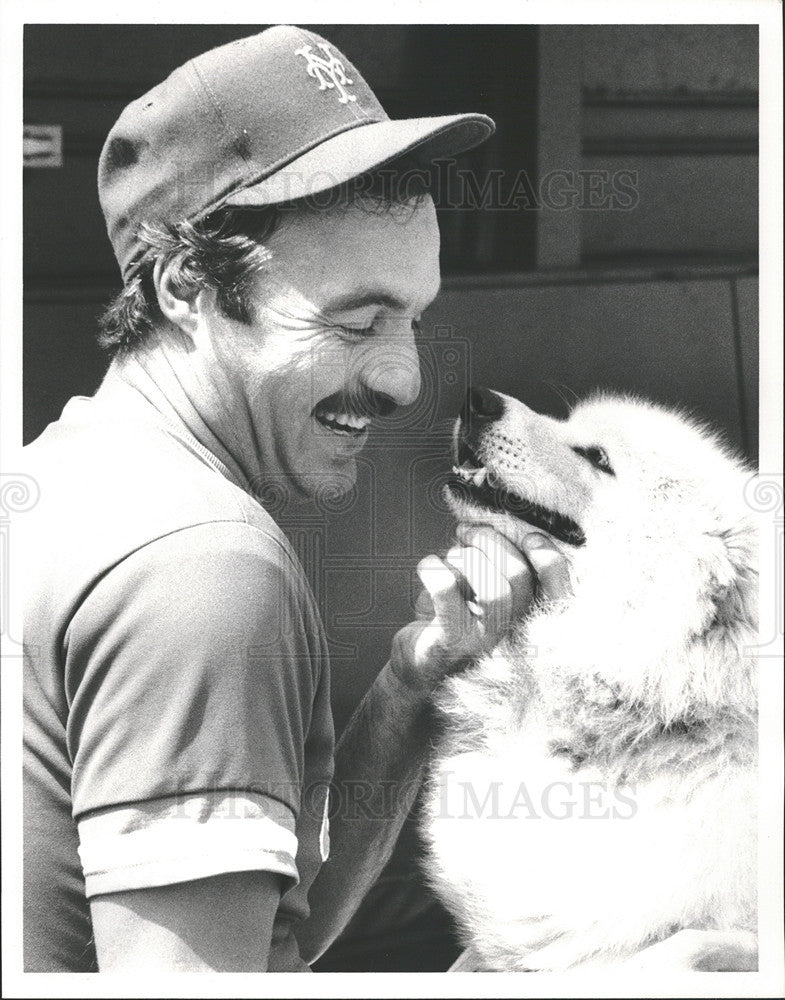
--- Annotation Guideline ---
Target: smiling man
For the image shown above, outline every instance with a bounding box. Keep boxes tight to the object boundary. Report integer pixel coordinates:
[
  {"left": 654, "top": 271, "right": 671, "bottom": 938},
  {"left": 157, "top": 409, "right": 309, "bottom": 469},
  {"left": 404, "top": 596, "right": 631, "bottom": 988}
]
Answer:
[{"left": 22, "top": 26, "right": 565, "bottom": 972}]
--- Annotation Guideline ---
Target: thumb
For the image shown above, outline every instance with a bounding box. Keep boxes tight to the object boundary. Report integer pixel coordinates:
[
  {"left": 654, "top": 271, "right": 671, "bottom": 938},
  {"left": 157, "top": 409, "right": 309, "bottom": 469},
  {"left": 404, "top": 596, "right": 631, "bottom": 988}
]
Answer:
[
  {"left": 521, "top": 534, "right": 572, "bottom": 601},
  {"left": 414, "top": 587, "right": 435, "bottom": 621}
]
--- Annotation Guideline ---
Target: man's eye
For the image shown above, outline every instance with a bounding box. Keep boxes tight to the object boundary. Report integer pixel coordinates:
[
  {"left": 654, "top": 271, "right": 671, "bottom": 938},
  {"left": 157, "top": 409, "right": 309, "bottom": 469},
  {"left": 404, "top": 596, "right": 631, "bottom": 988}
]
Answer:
[
  {"left": 339, "top": 318, "right": 422, "bottom": 339},
  {"left": 340, "top": 324, "right": 376, "bottom": 338}
]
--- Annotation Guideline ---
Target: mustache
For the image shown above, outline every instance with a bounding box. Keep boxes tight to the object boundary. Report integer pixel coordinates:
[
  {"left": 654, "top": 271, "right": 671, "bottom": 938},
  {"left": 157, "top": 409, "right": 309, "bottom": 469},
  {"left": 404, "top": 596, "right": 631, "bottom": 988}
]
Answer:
[{"left": 315, "top": 388, "right": 397, "bottom": 419}]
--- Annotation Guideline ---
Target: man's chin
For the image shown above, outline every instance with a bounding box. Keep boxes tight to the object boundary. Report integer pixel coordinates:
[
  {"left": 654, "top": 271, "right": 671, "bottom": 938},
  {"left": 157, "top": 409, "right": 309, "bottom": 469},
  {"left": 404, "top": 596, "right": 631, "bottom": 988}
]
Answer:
[
  {"left": 274, "top": 466, "right": 359, "bottom": 510},
  {"left": 301, "top": 464, "right": 358, "bottom": 511},
  {"left": 250, "top": 459, "right": 358, "bottom": 516}
]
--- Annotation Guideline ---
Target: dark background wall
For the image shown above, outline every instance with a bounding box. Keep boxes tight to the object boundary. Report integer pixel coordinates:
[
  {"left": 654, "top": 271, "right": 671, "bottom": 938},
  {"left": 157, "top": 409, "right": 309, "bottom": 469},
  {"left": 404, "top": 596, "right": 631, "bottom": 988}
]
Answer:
[
  {"left": 23, "top": 23, "right": 758, "bottom": 971},
  {"left": 23, "top": 24, "right": 758, "bottom": 454}
]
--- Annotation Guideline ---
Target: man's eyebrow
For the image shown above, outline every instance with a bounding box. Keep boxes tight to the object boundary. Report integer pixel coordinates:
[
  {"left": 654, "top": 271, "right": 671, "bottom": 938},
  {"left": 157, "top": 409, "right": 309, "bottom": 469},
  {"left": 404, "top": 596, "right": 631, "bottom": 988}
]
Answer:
[{"left": 324, "top": 283, "right": 442, "bottom": 315}]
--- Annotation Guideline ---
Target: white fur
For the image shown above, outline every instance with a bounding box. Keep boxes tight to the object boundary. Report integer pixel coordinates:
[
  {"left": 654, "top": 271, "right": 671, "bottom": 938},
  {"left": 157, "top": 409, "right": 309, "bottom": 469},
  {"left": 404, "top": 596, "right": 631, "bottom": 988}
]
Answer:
[{"left": 423, "top": 392, "right": 758, "bottom": 971}]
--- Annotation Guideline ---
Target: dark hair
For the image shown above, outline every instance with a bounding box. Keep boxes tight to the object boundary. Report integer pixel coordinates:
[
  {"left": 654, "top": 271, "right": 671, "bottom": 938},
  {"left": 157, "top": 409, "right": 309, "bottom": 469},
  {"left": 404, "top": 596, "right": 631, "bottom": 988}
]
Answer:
[
  {"left": 97, "top": 165, "right": 431, "bottom": 358},
  {"left": 97, "top": 208, "right": 281, "bottom": 356}
]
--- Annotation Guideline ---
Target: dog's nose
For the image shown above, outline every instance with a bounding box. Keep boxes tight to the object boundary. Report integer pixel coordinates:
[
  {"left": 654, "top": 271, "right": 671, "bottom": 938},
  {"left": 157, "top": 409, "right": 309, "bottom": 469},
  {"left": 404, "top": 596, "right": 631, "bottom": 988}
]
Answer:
[{"left": 463, "top": 386, "right": 505, "bottom": 423}]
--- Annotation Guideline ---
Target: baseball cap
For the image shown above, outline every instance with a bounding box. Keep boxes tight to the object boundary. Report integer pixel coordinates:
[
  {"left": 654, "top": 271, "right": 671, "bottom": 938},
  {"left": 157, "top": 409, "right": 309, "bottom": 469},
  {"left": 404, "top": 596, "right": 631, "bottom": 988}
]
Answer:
[{"left": 98, "top": 25, "right": 495, "bottom": 281}]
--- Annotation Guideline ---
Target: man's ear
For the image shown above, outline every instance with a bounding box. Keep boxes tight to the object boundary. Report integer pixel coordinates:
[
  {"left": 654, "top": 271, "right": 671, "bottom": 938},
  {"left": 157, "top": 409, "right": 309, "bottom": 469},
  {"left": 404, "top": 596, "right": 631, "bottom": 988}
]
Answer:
[{"left": 153, "top": 258, "right": 206, "bottom": 337}]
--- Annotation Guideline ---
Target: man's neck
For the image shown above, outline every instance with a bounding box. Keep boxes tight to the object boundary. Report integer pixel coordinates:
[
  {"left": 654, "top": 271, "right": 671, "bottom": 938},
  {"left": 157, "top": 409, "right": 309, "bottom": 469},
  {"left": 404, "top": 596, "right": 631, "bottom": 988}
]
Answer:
[{"left": 95, "top": 350, "right": 251, "bottom": 491}]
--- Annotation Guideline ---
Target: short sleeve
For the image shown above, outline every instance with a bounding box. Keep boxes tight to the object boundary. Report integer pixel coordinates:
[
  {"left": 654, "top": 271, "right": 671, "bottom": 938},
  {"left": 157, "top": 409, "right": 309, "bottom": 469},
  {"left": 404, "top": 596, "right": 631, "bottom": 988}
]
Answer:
[{"left": 63, "top": 520, "right": 323, "bottom": 895}]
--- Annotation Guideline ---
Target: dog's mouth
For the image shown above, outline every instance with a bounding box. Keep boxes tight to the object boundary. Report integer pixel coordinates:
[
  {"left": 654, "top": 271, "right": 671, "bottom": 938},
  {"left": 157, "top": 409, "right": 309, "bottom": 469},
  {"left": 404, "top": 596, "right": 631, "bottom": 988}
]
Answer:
[{"left": 447, "top": 440, "right": 586, "bottom": 547}]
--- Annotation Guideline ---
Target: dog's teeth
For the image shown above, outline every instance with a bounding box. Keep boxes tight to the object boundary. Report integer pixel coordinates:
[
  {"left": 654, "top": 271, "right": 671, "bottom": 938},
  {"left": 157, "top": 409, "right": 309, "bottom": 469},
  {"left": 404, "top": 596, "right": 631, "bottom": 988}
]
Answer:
[{"left": 472, "top": 468, "right": 487, "bottom": 487}]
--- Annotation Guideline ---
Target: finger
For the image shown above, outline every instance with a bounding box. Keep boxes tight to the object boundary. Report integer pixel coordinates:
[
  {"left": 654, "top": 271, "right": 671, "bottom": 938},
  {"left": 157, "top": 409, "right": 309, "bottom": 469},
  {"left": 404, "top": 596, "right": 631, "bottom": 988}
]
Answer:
[
  {"left": 414, "top": 587, "right": 434, "bottom": 621},
  {"left": 441, "top": 544, "right": 514, "bottom": 648},
  {"left": 442, "top": 542, "right": 513, "bottom": 614},
  {"left": 455, "top": 521, "right": 493, "bottom": 546},
  {"left": 521, "top": 533, "right": 572, "bottom": 601},
  {"left": 409, "top": 557, "right": 479, "bottom": 672},
  {"left": 454, "top": 525, "right": 536, "bottom": 624},
  {"left": 418, "top": 548, "right": 511, "bottom": 655},
  {"left": 416, "top": 554, "right": 478, "bottom": 635},
  {"left": 458, "top": 525, "right": 530, "bottom": 581},
  {"left": 458, "top": 525, "right": 537, "bottom": 619}
]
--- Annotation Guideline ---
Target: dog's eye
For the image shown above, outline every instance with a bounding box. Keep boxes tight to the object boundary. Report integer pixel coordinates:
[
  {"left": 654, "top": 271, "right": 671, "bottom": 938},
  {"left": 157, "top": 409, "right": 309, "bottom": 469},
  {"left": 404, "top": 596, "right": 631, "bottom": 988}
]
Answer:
[{"left": 572, "top": 445, "right": 615, "bottom": 475}]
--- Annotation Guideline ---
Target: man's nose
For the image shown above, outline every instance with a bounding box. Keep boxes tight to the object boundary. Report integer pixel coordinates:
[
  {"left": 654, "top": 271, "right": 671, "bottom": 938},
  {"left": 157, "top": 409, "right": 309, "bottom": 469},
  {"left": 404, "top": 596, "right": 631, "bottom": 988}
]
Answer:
[{"left": 362, "top": 330, "right": 421, "bottom": 408}]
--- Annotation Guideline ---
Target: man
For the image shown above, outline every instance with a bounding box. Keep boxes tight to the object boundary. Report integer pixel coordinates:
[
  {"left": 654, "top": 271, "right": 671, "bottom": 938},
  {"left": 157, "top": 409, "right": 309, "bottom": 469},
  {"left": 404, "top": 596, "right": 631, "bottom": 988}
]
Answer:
[
  {"left": 23, "top": 25, "right": 754, "bottom": 975},
  {"left": 23, "top": 25, "right": 561, "bottom": 972}
]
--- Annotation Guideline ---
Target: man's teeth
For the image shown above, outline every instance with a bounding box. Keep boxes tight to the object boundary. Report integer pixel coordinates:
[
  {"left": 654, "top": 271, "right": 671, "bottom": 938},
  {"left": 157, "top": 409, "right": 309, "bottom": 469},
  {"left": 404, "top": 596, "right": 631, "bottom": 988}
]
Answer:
[
  {"left": 318, "top": 411, "right": 370, "bottom": 432},
  {"left": 453, "top": 464, "right": 488, "bottom": 487}
]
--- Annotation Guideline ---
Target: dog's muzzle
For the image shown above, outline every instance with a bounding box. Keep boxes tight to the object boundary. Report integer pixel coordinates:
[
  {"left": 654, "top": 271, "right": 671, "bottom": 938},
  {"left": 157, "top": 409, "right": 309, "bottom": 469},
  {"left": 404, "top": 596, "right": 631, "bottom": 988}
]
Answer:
[{"left": 448, "top": 386, "right": 586, "bottom": 547}]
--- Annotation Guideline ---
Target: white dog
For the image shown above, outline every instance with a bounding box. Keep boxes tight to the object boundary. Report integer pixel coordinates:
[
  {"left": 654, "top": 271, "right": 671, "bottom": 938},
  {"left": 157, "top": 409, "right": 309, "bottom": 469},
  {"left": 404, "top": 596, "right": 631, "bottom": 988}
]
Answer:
[{"left": 423, "top": 387, "right": 758, "bottom": 971}]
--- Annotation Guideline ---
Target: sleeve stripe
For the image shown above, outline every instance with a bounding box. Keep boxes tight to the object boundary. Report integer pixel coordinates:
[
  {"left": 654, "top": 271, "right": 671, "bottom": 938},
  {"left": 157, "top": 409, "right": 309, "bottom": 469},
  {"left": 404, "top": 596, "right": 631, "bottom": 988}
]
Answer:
[
  {"left": 77, "top": 791, "right": 299, "bottom": 898},
  {"left": 83, "top": 848, "right": 298, "bottom": 898}
]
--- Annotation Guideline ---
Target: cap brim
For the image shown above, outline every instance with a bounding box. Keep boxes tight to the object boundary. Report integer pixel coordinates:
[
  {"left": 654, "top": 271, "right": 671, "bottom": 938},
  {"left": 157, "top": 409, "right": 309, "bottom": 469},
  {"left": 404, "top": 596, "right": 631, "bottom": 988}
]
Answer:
[{"left": 223, "top": 113, "right": 494, "bottom": 207}]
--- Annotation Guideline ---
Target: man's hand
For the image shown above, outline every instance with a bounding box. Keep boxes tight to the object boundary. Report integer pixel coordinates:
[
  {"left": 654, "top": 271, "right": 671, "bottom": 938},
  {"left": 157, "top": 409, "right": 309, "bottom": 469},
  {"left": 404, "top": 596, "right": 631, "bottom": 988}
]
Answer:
[
  {"left": 623, "top": 929, "right": 758, "bottom": 971},
  {"left": 390, "top": 527, "right": 570, "bottom": 693},
  {"left": 299, "top": 530, "right": 569, "bottom": 962}
]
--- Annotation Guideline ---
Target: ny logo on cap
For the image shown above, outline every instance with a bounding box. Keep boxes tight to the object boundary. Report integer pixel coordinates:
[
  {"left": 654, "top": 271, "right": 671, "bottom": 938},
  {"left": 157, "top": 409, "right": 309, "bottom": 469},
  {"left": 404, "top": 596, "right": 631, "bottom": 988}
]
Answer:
[{"left": 295, "top": 43, "right": 357, "bottom": 104}]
